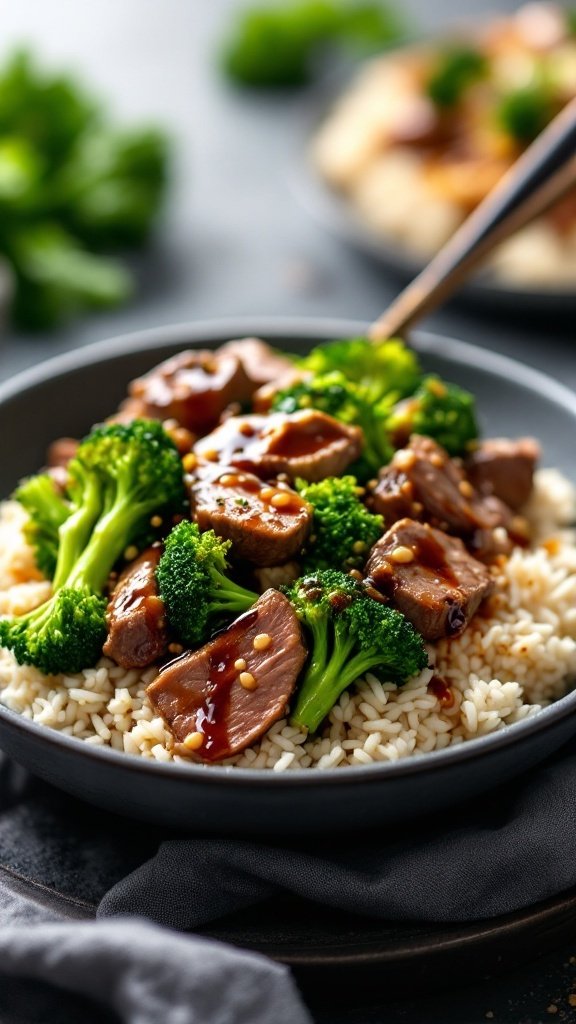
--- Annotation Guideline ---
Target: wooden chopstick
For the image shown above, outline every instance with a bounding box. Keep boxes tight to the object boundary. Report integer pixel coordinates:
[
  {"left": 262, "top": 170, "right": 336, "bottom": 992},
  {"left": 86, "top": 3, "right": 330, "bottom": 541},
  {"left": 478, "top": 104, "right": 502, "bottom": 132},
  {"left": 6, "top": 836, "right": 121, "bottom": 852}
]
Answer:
[{"left": 369, "top": 96, "right": 576, "bottom": 342}]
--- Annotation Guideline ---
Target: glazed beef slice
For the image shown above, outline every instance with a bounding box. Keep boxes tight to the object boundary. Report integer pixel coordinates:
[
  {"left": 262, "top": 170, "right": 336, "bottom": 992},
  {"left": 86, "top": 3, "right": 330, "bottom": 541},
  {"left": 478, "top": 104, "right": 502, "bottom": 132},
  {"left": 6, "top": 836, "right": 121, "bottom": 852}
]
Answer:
[
  {"left": 147, "top": 589, "right": 307, "bottom": 761},
  {"left": 220, "top": 337, "right": 294, "bottom": 388},
  {"left": 466, "top": 437, "right": 540, "bottom": 510},
  {"left": 122, "top": 349, "right": 253, "bottom": 435},
  {"left": 364, "top": 518, "right": 494, "bottom": 641},
  {"left": 103, "top": 545, "right": 168, "bottom": 669},
  {"left": 195, "top": 410, "right": 363, "bottom": 482},
  {"left": 189, "top": 461, "right": 311, "bottom": 566}
]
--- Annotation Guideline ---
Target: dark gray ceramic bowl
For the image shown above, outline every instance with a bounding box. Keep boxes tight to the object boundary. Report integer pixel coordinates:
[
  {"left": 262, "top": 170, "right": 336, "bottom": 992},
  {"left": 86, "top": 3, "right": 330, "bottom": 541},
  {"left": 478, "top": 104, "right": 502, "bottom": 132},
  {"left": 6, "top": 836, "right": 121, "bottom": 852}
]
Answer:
[{"left": 0, "top": 317, "right": 575, "bottom": 835}]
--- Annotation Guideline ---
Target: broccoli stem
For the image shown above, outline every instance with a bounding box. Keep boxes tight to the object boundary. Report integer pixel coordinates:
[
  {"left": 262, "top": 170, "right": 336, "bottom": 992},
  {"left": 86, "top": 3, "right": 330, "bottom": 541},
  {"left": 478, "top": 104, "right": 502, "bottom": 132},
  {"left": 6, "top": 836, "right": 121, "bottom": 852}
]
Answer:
[
  {"left": 208, "top": 571, "right": 260, "bottom": 615},
  {"left": 52, "top": 472, "right": 102, "bottom": 590},
  {"left": 291, "top": 621, "right": 356, "bottom": 733}
]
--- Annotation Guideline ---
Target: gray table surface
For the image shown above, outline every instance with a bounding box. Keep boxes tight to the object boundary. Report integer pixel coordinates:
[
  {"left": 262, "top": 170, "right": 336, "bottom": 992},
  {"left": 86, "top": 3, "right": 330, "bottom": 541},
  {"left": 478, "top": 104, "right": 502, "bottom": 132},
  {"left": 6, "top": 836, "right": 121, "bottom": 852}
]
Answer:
[{"left": 0, "top": 2, "right": 575, "bottom": 1022}]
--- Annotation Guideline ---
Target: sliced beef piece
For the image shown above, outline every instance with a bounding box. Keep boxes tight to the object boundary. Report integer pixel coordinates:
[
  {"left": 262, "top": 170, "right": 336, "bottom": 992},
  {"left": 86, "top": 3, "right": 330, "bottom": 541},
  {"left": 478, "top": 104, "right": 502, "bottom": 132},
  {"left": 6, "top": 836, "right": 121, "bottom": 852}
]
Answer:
[
  {"left": 147, "top": 589, "right": 307, "bottom": 762},
  {"left": 121, "top": 349, "right": 253, "bottom": 435},
  {"left": 466, "top": 437, "right": 540, "bottom": 510},
  {"left": 194, "top": 410, "right": 363, "bottom": 483},
  {"left": 220, "top": 337, "right": 294, "bottom": 389},
  {"left": 188, "top": 461, "right": 311, "bottom": 566},
  {"left": 369, "top": 435, "right": 521, "bottom": 558},
  {"left": 103, "top": 545, "right": 169, "bottom": 669},
  {"left": 364, "top": 518, "right": 494, "bottom": 641}
]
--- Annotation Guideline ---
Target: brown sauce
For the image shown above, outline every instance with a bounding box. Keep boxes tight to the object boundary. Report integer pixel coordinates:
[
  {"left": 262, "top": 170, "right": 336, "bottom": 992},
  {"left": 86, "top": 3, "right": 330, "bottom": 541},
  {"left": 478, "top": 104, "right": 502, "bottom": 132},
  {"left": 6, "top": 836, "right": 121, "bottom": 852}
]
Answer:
[
  {"left": 192, "top": 607, "right": 258, "bottom": 761},
  {"left": 428, "top": 674, "right": 455, "bottom": 708},
  {"left": 265, "top": 417, "right": 345, "bottom": 459},
  {"left": 410, "top": 533, "right": 459, "bottom": 587}
]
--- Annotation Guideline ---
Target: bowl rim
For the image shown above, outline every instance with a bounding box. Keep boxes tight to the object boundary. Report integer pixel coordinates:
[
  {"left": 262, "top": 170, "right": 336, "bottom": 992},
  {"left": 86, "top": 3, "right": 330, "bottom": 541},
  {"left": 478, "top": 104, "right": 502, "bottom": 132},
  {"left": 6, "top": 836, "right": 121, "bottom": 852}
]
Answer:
[{"left": 0, "top": 314, "right": 575, "bottom": 789}]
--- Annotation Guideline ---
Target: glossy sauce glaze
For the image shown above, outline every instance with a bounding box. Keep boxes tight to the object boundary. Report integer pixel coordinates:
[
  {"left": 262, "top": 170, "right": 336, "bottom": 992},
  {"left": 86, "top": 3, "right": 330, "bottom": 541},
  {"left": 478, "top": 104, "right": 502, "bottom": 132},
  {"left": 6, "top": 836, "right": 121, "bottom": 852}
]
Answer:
[
  {"left": 427, "top": 674, "right": 455, "bottom": 708},
  {"left": 192, "top": 461, "right": 308, "bottom": 518}
]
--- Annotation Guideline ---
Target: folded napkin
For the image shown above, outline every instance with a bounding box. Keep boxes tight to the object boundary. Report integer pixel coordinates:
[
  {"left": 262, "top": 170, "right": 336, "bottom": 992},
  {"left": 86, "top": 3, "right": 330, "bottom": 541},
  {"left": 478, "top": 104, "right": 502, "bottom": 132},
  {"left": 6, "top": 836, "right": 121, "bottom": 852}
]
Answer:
[{"left": 2, "top": 740, "right": 576, "bottom": 1023}]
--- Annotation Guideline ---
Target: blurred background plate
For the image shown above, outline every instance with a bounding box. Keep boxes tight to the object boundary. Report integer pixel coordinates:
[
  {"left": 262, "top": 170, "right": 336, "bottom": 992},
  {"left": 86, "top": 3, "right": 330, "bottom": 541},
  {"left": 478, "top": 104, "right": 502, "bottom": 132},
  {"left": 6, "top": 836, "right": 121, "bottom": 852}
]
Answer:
[{"left": 292, "top": 75, "right": 576, "bottom": 316}]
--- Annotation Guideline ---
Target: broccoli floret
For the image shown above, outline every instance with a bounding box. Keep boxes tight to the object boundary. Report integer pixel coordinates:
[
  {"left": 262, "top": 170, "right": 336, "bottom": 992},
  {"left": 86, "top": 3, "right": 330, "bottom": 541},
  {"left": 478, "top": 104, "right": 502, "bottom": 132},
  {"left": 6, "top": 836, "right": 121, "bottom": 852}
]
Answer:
[
  {"left": 156, "top": 521, "right": 258, "bottom": 648},
  {"left": 426, "top": 47, "right": 487, "bottom": 108},
  {"left": 296, "top": 476, "right": 383, "bottom": 572},
  {"left": 386, "top": 375, "right": 478, "bottom": 456},
  {"left": 221, "top": 1, "right": 402, "bottom": 88},
  {"left": 285, "top": 570, "right": 427, "bottom": 733},
  {"left": 15, "top": 473, "right": 71, "bottom": 579},
  {"left": 299, "top": 337, "right": 421, "bottom": 405},
  {"left": 0, "top": 419, "right": 185, "bottom": 674},
  {"left": 496, "top": 83, "right": 554, "bottom": 143},
  {"left": 272, "top": 371, "right": 393, "bottom": 477}
]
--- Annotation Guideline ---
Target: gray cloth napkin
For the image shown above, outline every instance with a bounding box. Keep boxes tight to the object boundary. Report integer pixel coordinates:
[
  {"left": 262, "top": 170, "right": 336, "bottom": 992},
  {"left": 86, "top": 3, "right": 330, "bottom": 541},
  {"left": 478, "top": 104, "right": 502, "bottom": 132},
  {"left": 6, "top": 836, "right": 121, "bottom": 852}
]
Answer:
[{"left": 2, "top": 742, "right": 576, "bottom": 1023}]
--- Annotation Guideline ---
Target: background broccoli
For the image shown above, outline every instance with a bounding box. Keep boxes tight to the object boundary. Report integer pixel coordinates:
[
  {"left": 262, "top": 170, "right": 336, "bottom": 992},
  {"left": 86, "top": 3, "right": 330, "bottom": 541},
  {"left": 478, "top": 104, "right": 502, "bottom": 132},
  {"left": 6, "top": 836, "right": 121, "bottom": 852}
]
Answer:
[
  {"left": 386, "top": 375, "right": 478, "bottom": 456},
  {"left": 296, "top": 476, "right": 383, "bottom": 572},
  {"left": 284, "top": 570, "right": 427, "bottom": 733},
  {"left": 15, "top": 473, "right": 71, "bottom": 580},
  {"left": 156, "top": 520, "right": 258, "bottom": 649},
  {"left": 272, "top": 370, "right": 393, "bottom": 477},
  {"left": 0, "top": 419, "right": 185, "bottom": 675}
]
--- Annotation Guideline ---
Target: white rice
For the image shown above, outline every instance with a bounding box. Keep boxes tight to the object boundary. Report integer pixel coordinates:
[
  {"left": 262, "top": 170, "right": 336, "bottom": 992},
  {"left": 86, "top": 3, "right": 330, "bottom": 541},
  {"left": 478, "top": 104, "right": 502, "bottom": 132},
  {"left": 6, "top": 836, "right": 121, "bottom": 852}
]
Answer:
[{"left": 0, "top": 467, "right": 575, "bottom": 770}]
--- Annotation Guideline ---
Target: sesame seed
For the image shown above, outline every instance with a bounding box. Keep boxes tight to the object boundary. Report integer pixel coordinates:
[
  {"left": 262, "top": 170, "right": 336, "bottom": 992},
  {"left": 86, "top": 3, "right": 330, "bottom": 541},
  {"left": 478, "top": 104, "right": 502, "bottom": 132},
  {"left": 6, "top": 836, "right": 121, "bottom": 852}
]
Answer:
[
  {"left": 400, "top": 481, "right": 414, "bottom": 498},
  {"left": 183, "top": 731, "right": 204, "bottom": 750},
  {"left": 150, "top": 515, "right": 163, "bottom": 528},
  {"left": 458, "top": 480, "right": 474, "bottom": 498},
  {"left": 352, "top": 540, "right": 366, "bottom": 554},
  {"left": 239, "top": 671, "right": 257, "bottom": 690},
  {"left": 259, "top": 487, "right": 276, "bottom": 502},
  {"left": 168, "top": 642, "right": 184, "bottom": 655},
  {"left": 239, "top": 422, "right": 255, "bottom": 437},
  {"left": 390, "top": 545, "right": 415, "bottom": 564},
  {"left": 430, "top": 453, "right": 444, "bottom": 468},
  {"left": 203, "top": 449, "right": 219, "bottom": 462},
  {"left": 428, "top": 379, "right": 447, "bottom": 398},
  {"left": 253, "top": 633, "right": 272, "bottom": 651},
  {"left": 234, "top": 658, "right": 247, "bottom": 671},
  {"left": 270, "top": 492, "right": 293, "bottom": 509},
  {"left": 219, "top": 474, "right": 238, "bottom": 486},
  {"left": 349, "top": 569, "right": 363, "bottom": 581},
  {"left": 182, "top": 453, "right": 197, "bottom": 472},
  {"left": 124, "top": 545, "right": 139, "bottom": 561}
]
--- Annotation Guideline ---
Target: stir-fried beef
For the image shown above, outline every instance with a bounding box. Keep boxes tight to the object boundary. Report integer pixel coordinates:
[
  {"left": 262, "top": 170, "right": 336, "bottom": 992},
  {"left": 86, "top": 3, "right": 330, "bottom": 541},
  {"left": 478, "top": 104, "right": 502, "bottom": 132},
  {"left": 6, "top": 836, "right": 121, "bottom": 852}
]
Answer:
[
  {"left": 188, "top": 460, "right": 312, "bottom": 566},
  {"left": 220, "top": 337, "right": 295, "bottom": 388},
  {"left": 252, "top": 369, "right": 309, "bottom": 413},
  {"left": 103, "top": 546, "right": 169, "bottom": 668},
  {"left": 369, "top": 435, "right": 525, "bottom": 558},
  {"left": 195, "top": 410, "right": 363, "bottom": 482},
  {"left": 47, "top": 437, "right": 79, "bottom": 469},
  {"left": 466, "top": 437, "right": 540, "bottom": 510},
  {"left": 147, "top": 589, "right": 307, "bottom": 761},
  {"left": 364, "top": 518, "right": 494, "bottom": 641},
  {"left": 121, "top": 349, "right": 253, "bottom": 435}
]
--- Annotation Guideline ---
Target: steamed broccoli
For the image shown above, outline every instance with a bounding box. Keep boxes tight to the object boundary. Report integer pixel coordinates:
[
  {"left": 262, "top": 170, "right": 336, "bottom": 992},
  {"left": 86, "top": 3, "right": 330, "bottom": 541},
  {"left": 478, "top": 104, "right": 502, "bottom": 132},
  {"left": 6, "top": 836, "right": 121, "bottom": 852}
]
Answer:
[
  {"left": 426, "top": 47, "right": 487, "bottom": 108},
  {"left": 156, "top": 520, "right": 258, "bottom": 648},
  {"left": 386, "top": 375, "right": 478, "bottom": 456},
  {"left": 296, "top": 476, "right": 383, "bottom": 572},
  {"left": 0, "top": 420, "right": 185, "bottom": 674},
  {"left": 221, "top": 0, "right": 402, "bottom": 88},
  {"left": 298, "top": 337, "right": 421, "bottom": 406},
  {"left": 15, "top": 473, "right": 72, "bottom": 579},
  {"left": 272, "top": 370, "right": 393, "bottom": 476},
  {"left": 285, "top": 570, "right": 427, "bottom": 733},
  {"left": 496, "top": 83, "right": 554, "bottom": 143}
]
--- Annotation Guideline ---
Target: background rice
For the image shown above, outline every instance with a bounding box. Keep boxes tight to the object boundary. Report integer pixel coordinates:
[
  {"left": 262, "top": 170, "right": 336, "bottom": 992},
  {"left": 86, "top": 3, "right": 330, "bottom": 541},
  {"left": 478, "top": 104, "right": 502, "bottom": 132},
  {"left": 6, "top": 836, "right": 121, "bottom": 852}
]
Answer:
[{"left": 0, "top": 468, "right": 575, "bottom": 771}]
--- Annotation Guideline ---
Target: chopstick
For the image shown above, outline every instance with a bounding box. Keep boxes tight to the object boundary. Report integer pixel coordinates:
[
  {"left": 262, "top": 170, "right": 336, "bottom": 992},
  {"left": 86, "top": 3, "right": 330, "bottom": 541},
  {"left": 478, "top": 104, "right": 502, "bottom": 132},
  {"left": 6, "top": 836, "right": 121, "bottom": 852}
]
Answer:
[{"left": 369, "top": 96, "right": 576, "bottom": 342}]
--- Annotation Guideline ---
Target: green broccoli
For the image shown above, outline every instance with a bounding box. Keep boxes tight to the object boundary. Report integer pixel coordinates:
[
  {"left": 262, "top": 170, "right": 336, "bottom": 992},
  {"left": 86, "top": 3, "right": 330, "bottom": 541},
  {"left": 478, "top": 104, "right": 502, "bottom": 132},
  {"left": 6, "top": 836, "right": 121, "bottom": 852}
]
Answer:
[
  {"left": 426, "top": 47, "right": 487, "bottom": 108},
  {"left": 0, "top": 420, "right": 185, "bottom": 675},
  {"left": 296, "top": 476, "right": 383, "bottom": 572},
  {"left": 386, "top": 375, "right": 478, "bottom": 456},
  {"left": 284, "top": 570, "right": 427, "bottom": 733},
  {"left": 496, "top": 82, "right": 555, "bottom": 143},
  {"left": 272, "top": 370, "right": 393, "bottom": 477},
  {"left": 221, "top": 0, "right": 402, "bottom": 88},
  {"left": 298, "top": 337, "right": 421, "bottom": 406},
  {"left": 14, "top": 473, "right": 72, "bottom": 580},
  {"left": 156, "top": 521, "right": 258, "bottom": 648}
]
